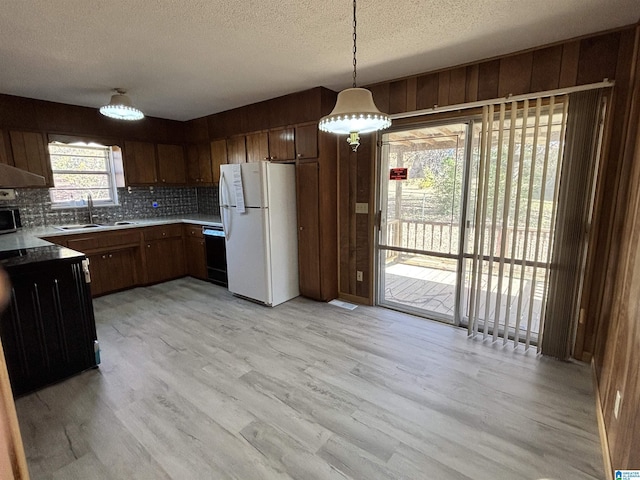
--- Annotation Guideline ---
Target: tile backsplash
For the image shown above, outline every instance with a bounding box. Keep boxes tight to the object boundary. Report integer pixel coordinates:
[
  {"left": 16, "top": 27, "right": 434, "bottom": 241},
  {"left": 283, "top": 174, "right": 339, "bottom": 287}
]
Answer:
[{"left": 0, "top": 186, "right": 220, "bottom": 228}]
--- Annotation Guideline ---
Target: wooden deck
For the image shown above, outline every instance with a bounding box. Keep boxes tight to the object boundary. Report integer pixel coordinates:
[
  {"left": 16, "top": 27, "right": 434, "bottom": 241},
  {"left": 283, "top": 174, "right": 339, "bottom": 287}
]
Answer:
[{"left": 381, "top": 260, "right": 544, "bottom": 340}]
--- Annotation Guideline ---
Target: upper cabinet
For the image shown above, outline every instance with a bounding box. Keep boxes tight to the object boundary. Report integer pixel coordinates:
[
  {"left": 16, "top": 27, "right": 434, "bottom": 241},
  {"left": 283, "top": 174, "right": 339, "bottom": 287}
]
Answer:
[
  {"left": 246, "top": 131, "right": 269, "bottom": 163},
  {"left": 8, "top": 130, "right": 53, "bottom": 186},
  {"left": 0, "top": 130, "right": 10, "bottom": 165},
  {"left": 124, "top": 140, "right": 157, "bottom": 185},
  {"left": 268, "top": 127, "right": 295, "bottom": 162},
  {"left": 187, "top": 143, "right": 213, "bottom": 185},
  {"left": 226, "top": 135, "right": 246, "bottom": 164},
  {"left": 295, "top": 123, "right": 318, "bottom": 160},
  {"left": 157, "top": 144, "right": 186, "bottom": 185},
  {"left": 210, "top": 139, "right": 227, "bottom": 184}
]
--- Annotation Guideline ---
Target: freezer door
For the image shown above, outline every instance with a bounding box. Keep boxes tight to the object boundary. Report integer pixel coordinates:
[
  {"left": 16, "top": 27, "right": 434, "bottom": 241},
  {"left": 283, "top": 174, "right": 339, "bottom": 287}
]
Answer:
[
  {"left": 219, "top": 163, "right": 268, "bottom": 208},
  {"left": 224, "top": 206, "right": 272, "bottom": 305}
]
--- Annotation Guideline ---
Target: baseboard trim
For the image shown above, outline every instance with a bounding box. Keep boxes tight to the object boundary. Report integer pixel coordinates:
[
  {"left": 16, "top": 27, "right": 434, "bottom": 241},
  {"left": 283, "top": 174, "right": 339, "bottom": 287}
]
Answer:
[{"left": 592, "top": 359, "right": 613, "bottom": 480}]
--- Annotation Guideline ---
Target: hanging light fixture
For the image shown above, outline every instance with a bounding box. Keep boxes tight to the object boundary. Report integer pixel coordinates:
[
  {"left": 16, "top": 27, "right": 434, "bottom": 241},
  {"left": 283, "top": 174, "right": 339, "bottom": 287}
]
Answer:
[
  {"left": 99, "top": 88, "right": 145, "bottom": 121},
  {"left": 319, "top": 0, "right": 391, "bottom": 151}
]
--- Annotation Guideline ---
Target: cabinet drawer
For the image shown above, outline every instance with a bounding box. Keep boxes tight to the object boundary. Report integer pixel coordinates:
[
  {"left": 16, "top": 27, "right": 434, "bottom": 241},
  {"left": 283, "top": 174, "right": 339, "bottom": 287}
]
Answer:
[
  {"left": 184, "top": 224, "right": 204, "bottom": 239},
  {"left": 143, "top": 224, "right": 183, "bottom": 241},
  {"left": 98, "top": 230, "right": 141, "bottom": 248},
  {"left": 66, "top": 235, "right": 101, "bottom": 252}
]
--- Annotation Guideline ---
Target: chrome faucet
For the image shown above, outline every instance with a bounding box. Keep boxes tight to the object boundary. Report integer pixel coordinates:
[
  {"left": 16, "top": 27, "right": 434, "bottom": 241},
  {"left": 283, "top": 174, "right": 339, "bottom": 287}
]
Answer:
[{"left": 87, "top": 193, "right": 94, "bottom": 224}]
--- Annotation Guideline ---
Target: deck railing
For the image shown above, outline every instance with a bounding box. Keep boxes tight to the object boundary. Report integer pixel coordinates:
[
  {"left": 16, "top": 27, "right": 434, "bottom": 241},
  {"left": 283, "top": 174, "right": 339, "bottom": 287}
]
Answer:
[{"left": 384, "top": 218, "right": 551, "bottom": 262}]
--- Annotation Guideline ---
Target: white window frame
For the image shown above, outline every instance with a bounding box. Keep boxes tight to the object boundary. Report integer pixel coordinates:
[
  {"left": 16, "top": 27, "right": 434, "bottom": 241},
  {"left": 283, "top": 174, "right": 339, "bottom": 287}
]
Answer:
[{"left": 48, "top": 142, "right": 119, "bottom": 208}]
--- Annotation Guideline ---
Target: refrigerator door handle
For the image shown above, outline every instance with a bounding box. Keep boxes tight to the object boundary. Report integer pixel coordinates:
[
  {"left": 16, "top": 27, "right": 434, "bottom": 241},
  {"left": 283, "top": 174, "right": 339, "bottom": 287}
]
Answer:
[{"left": 219, "top": 170, "right": 230, "bottom": 239}]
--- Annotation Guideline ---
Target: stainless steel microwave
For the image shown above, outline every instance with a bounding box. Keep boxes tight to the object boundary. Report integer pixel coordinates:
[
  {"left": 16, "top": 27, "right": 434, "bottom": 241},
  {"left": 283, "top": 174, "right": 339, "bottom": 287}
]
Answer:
[{"left": 0, "top": 208, "right": 21, "bottom": 234}]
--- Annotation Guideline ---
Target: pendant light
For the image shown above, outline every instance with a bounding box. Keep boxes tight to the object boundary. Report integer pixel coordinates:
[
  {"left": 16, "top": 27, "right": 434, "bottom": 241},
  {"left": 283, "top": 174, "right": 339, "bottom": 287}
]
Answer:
[
  {"left": 99, "top": 88, "right": 145, "bottom": 121},
  {"left": 319, "top": 0, "right": 391, "bottom": 151}
]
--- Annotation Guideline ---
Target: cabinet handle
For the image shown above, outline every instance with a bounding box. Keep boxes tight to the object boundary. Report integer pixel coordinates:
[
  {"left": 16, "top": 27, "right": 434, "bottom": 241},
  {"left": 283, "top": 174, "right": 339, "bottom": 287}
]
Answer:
[
  {"left": 162, "top": 232, "right": 166, "bottom": 236},
  {"left": 299, "top": 226, "right": 304, "bottom": 231},
  {"left": 270, "top": 156, "right": 276, "bottom": 160},
  {"left": 108, "top": 254, "right": 113, "bottom": 258},
  {"left": 264, "top": 156, "right": 270, "bottom": 161},
  {"left": 147, "top": 244, "right": 151, "bottom": 248},
  {"left": 102, "top": 254, "right": 107, "bottom": 259},
  {"left": 297, "top": 153, "right": 303, "bottom": 158}
]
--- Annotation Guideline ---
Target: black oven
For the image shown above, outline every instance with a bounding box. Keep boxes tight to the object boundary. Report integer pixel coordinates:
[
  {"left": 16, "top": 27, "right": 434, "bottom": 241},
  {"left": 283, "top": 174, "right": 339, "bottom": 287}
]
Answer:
[
  {"left": 202, "top": 226, "right": 228, "bottom": 287},
  {"left": 0, "top": 208, "right": 21, "bottom": 234}
]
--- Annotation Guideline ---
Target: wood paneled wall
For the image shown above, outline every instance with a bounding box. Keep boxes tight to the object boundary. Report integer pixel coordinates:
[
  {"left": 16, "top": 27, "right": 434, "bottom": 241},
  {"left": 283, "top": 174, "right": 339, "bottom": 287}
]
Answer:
[
  {"left": 0, "top": 94, "right": 185, "bottom": 144},
  {"left": 185, "top": 87, "right": 336, "bottom": 141}
]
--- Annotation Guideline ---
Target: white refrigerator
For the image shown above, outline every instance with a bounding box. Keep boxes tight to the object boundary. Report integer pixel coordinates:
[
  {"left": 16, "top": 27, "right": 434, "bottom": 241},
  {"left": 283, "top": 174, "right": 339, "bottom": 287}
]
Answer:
[{"left": 219, "top": 161, "right": 299, "bottom": 306}]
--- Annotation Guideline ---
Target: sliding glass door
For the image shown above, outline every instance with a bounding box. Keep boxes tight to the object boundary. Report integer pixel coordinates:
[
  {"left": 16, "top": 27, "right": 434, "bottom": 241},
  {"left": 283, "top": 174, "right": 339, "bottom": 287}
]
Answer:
[
  {"left": 377, "top": 98, "right": 568, "bottom": 348},
  {"left": 377, "top": 122, "right": 474, "bottom": 323}
]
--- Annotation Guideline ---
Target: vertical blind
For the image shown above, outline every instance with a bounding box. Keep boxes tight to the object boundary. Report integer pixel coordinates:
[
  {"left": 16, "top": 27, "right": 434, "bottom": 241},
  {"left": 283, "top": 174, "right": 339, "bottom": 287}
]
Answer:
[{"left": 466, "top": 96, "right": 569, "bottom": 350}]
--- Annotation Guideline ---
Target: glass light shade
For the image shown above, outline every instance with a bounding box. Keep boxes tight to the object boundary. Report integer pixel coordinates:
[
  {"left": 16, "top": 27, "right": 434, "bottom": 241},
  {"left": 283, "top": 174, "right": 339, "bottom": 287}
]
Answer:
[
  {"left": 319, "top": 88, "right": 391, "bottom": 135},
  {"left": 99, "top": 93, "right": 144, "bottom": 121}
]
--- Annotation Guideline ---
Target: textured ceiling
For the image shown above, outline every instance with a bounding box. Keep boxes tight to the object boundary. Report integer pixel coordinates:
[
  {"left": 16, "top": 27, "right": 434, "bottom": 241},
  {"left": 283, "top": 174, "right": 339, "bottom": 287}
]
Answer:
[{"left": 0, "top": 0, "right": 638, "bottom": 121}]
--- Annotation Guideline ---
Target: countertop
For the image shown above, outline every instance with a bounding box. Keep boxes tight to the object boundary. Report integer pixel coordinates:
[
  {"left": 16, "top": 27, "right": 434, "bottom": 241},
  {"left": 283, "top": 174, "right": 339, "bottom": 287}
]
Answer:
[
  {"left": 0, "top": 245, "right": 87, "bottom": 269},
  {"left": 0, "top": 215, "right": 222, "bottom": 252}
]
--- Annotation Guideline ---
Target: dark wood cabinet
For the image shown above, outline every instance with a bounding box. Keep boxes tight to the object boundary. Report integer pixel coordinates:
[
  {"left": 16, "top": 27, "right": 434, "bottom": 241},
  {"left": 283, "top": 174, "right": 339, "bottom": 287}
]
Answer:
[
  {"left": 157, "top": 144, "right": 186, "bottom": 185},
  {"left": 210, "top": 139, "right": 227, "bottom": 184},
  {"left": 295, "top": 123, "right": 318, "bottom": 160},
  {"left": 124, "top": 140, "right": 157, "bottom": 185},
  {"left": 187, "top": 143, "right": 213, "bottom": 185},
  {"left": 246, "top": 131, "right": 269, "bottom": 163},
  {"left": 143, "top": 225, "right": 185, "bottom": 284},
  {"left": 8, "top": 130, "right": 52, "bottom": 186},
  {"left": 87, "top": 248, "right": 138, "bottom": 297},
  {"left": 184, "top": 225, "right": 207, "bottom": 280},
  {"left": 226, "top": 135, "right": 246, "bottom": 164},
  {"left": 296, "top": 162, "right": 322, "bottom": 297},
  {"left": 295, "top": 131, "right": 338, "bottom": 301},
  {"left": 0, "top": 130, "right": 11, "bottom": 165},
  {"left": 1, "top": 250, "right": 98, "bottom": 396},
  {"left": 268, "top": 127, "right": 295, "bottom": 161}
]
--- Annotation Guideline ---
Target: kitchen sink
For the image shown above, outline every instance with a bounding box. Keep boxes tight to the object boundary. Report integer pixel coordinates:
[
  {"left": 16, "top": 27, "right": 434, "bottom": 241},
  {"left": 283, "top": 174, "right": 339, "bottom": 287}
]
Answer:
[{"left": 54, "top": 223, "right": 102, "bottom": 231}]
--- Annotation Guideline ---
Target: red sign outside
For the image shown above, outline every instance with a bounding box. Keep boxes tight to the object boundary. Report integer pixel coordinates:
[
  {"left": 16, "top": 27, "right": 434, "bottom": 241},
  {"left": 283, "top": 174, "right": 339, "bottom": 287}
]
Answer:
[{"left": 389, "top": 167, "right": 408, "bottom": 180}]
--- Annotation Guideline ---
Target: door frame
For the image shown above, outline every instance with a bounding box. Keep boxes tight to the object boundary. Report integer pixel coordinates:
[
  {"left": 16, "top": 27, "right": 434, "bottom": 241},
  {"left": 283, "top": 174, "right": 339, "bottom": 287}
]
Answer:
[{"left": 373, "top": 116, "right": 480, "bottom": 326}]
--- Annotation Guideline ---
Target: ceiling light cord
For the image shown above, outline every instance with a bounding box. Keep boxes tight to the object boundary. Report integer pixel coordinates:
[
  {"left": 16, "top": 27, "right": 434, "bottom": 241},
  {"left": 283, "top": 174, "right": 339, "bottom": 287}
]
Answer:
[{"left": 352, "top": 0, "right": 357, "bottom": 88}]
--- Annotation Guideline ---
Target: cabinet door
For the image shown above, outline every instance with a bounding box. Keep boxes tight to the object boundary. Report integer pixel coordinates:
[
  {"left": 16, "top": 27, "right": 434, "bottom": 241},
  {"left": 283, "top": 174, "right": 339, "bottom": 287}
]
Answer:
[
  {"left": 157, "top": 144, "right": 186, "bottom": 184},
  {"left": 9, "top": 130, "right": 52, "bottom": 185},
  {"left": 268, "top": 127, "right": 295, "bottom": 161},
  {"left": 296, "top": 162, "right": 322, "bottom": 298},
  {"left": 226, "top": 136, "right": 246, "bottom": 164},
  {"left": 185, "top": 236, "right": 207, "bottom": 280},
  {"left": 210, "top": 139, "right": 227, "bottom": 184},
  {"left": 246, "top": 132, "right": 269, "bottom": 163},
  {"left": 0, "top": 130, "right": 11, "bottom": 165},
  {"left": 145, "top": 237, "right": 186, "bottom": 284},
  {"left": 295, "top": 124, "right": 318, "bottom": 160},
  {"left": 187, "top": 143, "right": 213, "bottom": 185},
  {"left": 87, "top": 252, "right": 107, "bottom": 297},
  {"left": 124, "top": 140, "right": 157, "bottom": 185}
]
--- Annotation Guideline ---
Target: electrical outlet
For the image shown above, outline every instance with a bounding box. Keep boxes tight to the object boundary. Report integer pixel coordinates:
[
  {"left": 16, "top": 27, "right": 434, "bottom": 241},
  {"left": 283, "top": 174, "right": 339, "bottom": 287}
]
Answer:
[
  {"left": 356, "top": 271, "right": 363, "bottom": 282},
  {"left": 614, "top": 390, "right": 622, "bottom": 419},
  {"left": 0, "top": 188, "right": 16, "bottom": 200},
  {"left": 355, "top": 203, "right": 369, "bottom": 214}
]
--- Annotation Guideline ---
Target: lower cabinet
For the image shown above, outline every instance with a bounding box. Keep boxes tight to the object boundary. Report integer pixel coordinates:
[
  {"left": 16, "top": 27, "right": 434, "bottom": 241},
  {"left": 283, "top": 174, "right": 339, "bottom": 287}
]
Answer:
[
  {"left": 184, "top": 225, "right": 207, "bottom": 280},
  {"left": 88, "top": 248, "right": 139, "bottom": 296},
  {"left": 1, "top": 251, "right": 98, "bottom": 396},
  {"left": 143, "top": 225, "right": 186, "bottom": 284}
]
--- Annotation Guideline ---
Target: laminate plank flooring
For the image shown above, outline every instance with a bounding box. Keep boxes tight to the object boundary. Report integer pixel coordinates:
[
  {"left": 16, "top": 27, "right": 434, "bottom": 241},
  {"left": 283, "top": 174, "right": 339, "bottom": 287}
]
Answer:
[{"left": 15, "top": 277, "right": 603, "bottom": 479}]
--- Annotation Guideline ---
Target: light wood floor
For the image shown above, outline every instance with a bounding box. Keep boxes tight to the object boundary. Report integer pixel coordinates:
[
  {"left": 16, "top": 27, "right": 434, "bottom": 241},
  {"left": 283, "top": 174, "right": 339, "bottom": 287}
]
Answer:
[{"left": 15, "top": 277, "right": 603, "bottom": 479}]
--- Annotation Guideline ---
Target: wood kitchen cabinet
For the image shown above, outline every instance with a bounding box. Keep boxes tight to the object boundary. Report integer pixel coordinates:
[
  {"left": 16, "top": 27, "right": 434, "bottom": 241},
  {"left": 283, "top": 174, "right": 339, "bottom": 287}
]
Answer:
[
  {"left": 124, "top": 140, "right": 157, "bottom": 185},
  {"left": 0, "top": 130, "right": 11, "bottom": 165},
  {"left": 143, "top": 224, "right": 185, "bottom": 284},
  {"left": 295, "top": 131, "right": 338, "bottom": 301},
  {"left": 210, "top": 139, "right": 227, "bottom": 184},
  {"left": 184, "top": 224, "right": 207, "bottom": 280},
  {"left": 57, "top": 229, "right": 143, "bottom": 297},
  {"left": 157, "top": 143, "right": 187, "bottom": 185},
  {"left": 226, "top": 135, "right": 246, "bottom": 164},
  {"left": 246, "top": 131, "right": 269, "bottom": 163},
  {"left": 187, "top": 143, "right": 213, "bottom": 185},
  {"left": 295, "top": 123, "right": 318, "bottom": 160},
  {"left": 268, "top": 127, "right": 295, "bottom": 161},
  {"left": 8, "top": 130, "right": 52, "bottom": 186}
]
